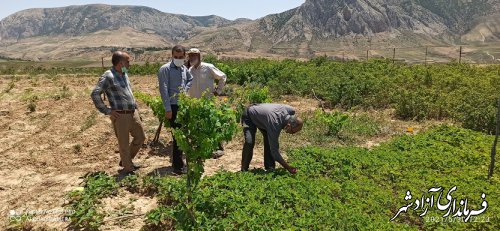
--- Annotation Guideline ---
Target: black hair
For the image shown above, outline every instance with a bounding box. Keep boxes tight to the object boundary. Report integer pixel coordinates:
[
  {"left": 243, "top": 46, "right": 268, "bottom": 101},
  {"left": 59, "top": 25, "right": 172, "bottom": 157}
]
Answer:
[
  {"left": 111, "top": 51, "right": 128, "bottom": 66},
  {"left": 172, "top": 45, "right": 186, "bottom": 55}
]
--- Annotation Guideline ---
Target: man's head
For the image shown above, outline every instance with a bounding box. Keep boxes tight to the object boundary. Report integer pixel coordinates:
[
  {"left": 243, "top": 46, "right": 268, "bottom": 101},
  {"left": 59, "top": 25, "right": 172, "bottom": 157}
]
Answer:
[
  {"left": 187, "top": 48, "right": 201, "bottom": 67},
  {"left": 112, "top": 51, "right": 130, "bottom": 73},
  {"left": 171, "top": 45, "right": 186, "bottom": 67},
  {"left": 285, "top": 115, "right": 303, "bottom": 134}
]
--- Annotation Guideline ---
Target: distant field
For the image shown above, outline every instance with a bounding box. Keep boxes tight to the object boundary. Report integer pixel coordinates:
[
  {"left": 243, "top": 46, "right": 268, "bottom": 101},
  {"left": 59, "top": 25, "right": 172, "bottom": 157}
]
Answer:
[{"left": 1, "top": 38, "right": 499, "bottom": 64}]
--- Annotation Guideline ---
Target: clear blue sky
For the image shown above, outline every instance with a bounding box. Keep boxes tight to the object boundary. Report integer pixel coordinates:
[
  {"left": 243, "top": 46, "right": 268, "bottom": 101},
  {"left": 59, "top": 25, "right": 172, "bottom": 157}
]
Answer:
[{"left": 0, "top": 0, "right": 305, "bottom": 20}]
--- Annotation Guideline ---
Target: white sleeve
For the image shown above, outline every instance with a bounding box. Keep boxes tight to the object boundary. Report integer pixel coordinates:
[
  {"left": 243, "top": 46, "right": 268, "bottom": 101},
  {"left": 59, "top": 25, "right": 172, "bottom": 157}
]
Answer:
[{"left": 208, "top": 64, "right": 226, "bottom": 94}]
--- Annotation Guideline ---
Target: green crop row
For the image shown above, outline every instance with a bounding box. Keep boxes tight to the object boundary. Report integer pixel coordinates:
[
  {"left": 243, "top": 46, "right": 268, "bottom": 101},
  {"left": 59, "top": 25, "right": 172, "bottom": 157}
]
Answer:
[
  {"left": 3, "top": 57, "right": 499, "bottom": 133},
  {"left": 217, "top": 58, "right": 500, "bottom": 133},
  {"left": 142, "top": 125, "right": 499, "bottom": 230},
  {"left": 65, "top": 172, "right": 119, "bottom": 230}
]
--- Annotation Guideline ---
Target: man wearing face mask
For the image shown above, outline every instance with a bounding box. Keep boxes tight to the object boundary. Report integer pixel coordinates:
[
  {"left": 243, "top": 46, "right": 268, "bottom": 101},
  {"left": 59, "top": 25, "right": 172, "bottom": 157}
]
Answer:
[
  {"left": 91, "top": 51, "right": 146, "bottom": 176},
  {"left": 187, "top": 48, "right": 227, "bottom": 158},
  {"left": 241, "top": 103, "right": 303, "bottom": 174},
  {"left": 158, "top": 45, "right": 193, "bottom": 175}
]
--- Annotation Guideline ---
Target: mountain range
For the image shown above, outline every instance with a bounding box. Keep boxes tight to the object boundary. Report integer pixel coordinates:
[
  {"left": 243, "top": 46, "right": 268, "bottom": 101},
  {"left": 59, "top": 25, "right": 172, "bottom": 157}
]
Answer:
[{"left": 0, "top": 0, "right": 498, "bottom": 61}]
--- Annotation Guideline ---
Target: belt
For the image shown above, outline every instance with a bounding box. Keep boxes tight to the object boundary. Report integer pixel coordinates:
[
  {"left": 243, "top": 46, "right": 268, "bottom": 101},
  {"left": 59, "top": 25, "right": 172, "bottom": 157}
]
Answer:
[{"left": 116, "top": 110, "right": 135, "bottom": 114}]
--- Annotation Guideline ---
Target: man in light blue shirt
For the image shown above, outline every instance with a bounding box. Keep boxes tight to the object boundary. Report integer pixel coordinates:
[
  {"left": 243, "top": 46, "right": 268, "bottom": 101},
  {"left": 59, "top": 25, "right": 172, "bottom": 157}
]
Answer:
[{"left": 158, "top": 45, "right": 193, "bottom": 174}]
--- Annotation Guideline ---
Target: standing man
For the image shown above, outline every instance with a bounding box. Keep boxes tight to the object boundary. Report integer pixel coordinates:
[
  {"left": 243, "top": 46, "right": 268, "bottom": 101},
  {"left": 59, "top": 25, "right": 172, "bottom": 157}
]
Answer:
[
  {"left": 241, "top": 103, "right": 303, "bottom": 174},
  {"left": 91, "top": 51, "right": 146, "bottom": 175},
  {"left": 187, "top": 48, "right": 227, "bottom": 158},
  {"left": 187, "top": 48, "right": 226, "bottom": 98},
  {"left": 158, "top": 45, "right": 193, "bottom": 175}
]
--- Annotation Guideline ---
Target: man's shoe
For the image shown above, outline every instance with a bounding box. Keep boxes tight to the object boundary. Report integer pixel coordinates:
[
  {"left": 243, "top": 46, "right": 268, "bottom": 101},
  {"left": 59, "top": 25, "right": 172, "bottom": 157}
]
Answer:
[
  {"left": 172, "top": 168, "right": 186, "bottom": 175},
  {"left": 119, "top": 161, "right": 141, "bottom": 170},
  {"left": 212, "top": 150, "right": 225, "bottom": 159}
]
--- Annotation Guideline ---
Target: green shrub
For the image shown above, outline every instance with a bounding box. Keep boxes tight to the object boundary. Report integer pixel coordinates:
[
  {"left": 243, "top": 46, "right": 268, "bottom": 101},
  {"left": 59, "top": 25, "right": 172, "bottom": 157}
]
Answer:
[
  {"left": 173, "top": 93, "right": 238, "bottom": 190},
  {"left": 66, "top": 172, "right": 119, "bottom": 231},
  {"left": 134, "top": 92, "right": 169, "bottom": 127},
  {"left": 119, "top": 174, "right": 139, "bottom": 193},
  {"left": 314, "top": 110, "right": 349, "bottom": 136},
  {"left": 228, "top": 84, "right": 272, "bottom": 117}
]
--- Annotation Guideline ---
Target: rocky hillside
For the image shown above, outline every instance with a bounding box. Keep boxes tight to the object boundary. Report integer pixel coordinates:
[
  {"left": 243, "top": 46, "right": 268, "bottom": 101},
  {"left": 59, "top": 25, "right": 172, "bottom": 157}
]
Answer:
[
  {"left": 0, "top": 1, "right": 498, "bottom": 60},
  {"left": 0, "top": 4, "right": 233, "bottom": 43},
  {"left": 258, "top": 0, "right": 499, "bottom": 44}
]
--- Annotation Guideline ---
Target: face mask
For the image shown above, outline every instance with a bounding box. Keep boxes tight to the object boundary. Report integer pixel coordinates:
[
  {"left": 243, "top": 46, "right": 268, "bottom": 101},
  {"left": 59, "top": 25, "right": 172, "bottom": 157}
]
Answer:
[
  {"left": 121, "top": 66, "right": 128, "bottom": 74},
  {"left": 173, "top": 59, "right": 184, "bottom": 67},
  {"left": 190, "top": 58, "right": 199, "bottom": 66}
]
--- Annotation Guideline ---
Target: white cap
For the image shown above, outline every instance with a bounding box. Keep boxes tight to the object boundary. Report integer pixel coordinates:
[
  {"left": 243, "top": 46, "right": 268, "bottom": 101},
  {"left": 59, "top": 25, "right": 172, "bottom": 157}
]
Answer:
[{"left": 188, "top": 48, "right": 201, "bottom": 54}]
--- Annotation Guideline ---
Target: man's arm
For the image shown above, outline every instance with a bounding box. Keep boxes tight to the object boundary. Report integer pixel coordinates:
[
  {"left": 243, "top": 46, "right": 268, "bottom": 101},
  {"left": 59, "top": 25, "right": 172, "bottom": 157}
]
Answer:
[
  {"left": 267, "top": 129, "right": 296, "bottom": 174},
  {"left": 284, "top": 105, "right": 296, "bottom": 116},
  {"left": 208, "top": 64, "right": 226, "bottom": 95},
  {"left": 158, "top": 67, "right": 172, "bottom": 113},
  {"left": 90, "top": 74, "right": 111, "bottom": 115},
  {"left": 185, "top": 68, "right": 193, "bottom": 92}
]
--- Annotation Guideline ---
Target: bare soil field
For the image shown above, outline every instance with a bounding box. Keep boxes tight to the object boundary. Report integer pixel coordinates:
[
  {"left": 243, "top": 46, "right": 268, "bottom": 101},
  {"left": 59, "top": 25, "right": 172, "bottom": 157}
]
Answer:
[
  {"left": 0, "top": 74, "right": 443, "bottom": 230},
  {"left": 0, "top": 74, "right": 280, "bottom": 230}
]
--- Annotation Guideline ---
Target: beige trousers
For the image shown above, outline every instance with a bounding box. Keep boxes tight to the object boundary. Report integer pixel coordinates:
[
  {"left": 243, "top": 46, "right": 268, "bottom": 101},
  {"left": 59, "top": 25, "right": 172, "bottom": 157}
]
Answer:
[{"left": 112, "top": 111, "right": 146, "bottom": 172}]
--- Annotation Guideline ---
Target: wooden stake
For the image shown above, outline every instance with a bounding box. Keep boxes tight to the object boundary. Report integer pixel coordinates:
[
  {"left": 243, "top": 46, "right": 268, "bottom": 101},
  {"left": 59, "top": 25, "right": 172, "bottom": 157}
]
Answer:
[
  {"left": 392, "top": 48, "right": 396, "bottom": 64},
  {"left": 489, "top": 98, "right": 500, "bottom": 178},
  {"left": 459, "top": 46, "right": 463, "bottom": 64},
  {"left": 425, "top": 47, "right": 428, "bottom": 65}
]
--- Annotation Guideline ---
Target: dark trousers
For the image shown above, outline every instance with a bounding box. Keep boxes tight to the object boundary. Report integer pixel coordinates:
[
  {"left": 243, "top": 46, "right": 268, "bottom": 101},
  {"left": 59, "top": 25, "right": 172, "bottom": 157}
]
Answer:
[
  {"left": 241, "top": 113, "right": 275, "bottom": 171},
  {"left": 169, "top": 104, "right": 184, "bottom": 170}
]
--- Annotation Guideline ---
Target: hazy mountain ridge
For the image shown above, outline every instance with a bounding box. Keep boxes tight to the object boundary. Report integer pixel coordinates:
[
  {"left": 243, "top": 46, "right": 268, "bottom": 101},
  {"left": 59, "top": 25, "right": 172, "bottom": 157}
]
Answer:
[
  {"left": 0, "top": 0, "right": 498, "bottom": 60},
  {"left": 0, "top": 4, "right": 232, "bottom": 43}
]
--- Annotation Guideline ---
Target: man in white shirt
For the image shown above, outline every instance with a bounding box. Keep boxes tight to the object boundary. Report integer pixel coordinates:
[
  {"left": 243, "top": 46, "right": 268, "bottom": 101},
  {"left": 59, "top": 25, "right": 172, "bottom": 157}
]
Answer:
[
  {"left": 187, "top": 48, "right": 228, "bottom": 158},
  {"left": 187, "top": 48, "right": 227, "bottom": 98}
]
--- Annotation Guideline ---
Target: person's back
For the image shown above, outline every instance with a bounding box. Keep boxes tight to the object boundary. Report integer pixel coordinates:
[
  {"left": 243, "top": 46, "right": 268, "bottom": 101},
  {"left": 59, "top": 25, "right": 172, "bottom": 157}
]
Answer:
[
  {"left": 247, "top": 103, "right": 296, "bottom": 132},
  {"left": 241, "top": 103, "right": 302, "bottom": 173}
]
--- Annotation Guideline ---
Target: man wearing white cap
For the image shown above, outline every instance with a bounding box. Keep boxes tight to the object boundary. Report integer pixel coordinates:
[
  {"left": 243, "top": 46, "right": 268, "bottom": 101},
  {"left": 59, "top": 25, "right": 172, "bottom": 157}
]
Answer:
[
  {"left": 187, "top": 48, "right": 227, "bottom": 158},
  {"left": 187, "top": 48, "right": 227, "bottom": 97}
]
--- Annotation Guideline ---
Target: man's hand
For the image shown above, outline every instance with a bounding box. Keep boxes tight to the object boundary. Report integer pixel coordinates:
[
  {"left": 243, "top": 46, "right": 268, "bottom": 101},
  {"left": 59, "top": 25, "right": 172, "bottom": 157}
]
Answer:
[
  {"left": 165, "top": 111, "right": 173, "bottom": 120},
  {"left": 109, "top": 110, "right": 120, "bottom": 120},
  {"left": 281, "top": 162, "right": 297, "bottom": 174}
]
